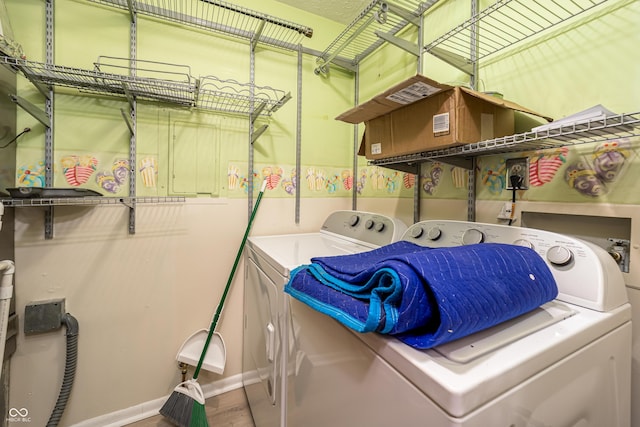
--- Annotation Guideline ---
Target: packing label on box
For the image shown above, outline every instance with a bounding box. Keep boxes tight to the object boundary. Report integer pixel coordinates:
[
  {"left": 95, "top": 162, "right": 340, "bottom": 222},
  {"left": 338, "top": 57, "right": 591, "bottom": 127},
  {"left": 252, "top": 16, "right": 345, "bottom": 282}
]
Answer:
[
  {"left": 386, "top": 82, "right": 441, "bottom": 105},
  {"left": 433, "top": 112, "right": 450, "bottom": 135}
]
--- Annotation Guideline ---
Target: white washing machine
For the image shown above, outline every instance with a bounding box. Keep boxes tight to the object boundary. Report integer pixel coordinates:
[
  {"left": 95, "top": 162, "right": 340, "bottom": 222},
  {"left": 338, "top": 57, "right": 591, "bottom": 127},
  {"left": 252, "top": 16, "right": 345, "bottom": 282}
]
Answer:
[
  {"left": 242, "top": 210, "right": 407, "bottom": 427},
  {"left": 244, "top": 218, "right": 632, "bottom": 427}
]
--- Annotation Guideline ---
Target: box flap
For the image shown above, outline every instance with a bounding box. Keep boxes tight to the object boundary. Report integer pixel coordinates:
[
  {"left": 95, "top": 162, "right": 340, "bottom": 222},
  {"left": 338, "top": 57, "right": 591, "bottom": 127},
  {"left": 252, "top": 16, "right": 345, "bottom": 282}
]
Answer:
[
  {"left": 357, "top": 133, "right": 365, "bottom": 156},
  {"left": 459, "top": 87, "right": 553, "bottom": 122},
  {"left": 336, "top": 75, "right": 452, "bottom": 124}
]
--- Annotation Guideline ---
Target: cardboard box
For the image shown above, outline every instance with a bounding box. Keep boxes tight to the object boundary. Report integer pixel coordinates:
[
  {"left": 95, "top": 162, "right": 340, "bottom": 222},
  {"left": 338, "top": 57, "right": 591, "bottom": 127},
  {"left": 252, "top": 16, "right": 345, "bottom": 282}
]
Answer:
[{"left": 336, "top": 75, "right": 551, "bottom": 160}]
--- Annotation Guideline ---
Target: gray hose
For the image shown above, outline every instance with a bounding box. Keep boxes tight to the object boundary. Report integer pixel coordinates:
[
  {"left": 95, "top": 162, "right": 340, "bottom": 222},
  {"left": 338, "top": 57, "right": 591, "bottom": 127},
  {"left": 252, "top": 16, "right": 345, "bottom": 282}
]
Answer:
[{"left": 46, "top": 313, "right": 79, "bottom": 427}]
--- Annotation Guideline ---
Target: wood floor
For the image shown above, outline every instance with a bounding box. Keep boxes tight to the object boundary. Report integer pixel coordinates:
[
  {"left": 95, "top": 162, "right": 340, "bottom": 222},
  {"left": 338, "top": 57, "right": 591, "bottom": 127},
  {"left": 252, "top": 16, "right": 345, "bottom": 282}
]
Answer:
[{"left": 126, "top": 388, "right": 255, "bottom": 427}]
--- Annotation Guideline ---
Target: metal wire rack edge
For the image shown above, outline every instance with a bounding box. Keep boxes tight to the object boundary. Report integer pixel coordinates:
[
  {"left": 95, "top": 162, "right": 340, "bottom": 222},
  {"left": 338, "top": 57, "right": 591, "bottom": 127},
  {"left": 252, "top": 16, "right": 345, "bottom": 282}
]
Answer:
[
  {"left": 369, "top": 111, "right": 640, "bottom": 169},
  {"left": 85, "top": 0, "right": 313, "bottom": 49},
  {"left": 1, "top": 56, "right": 290, "bottom": 116},
  {"left": 423, "top": 0, "right": 610, "bottom": 64},
  {"left": 0, "top": 196, "right": 187, "bottom": 207}
]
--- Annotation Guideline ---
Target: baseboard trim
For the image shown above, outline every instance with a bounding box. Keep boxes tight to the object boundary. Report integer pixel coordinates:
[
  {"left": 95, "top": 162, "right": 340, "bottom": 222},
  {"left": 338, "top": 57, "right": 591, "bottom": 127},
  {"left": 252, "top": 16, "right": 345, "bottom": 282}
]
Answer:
[{"left": 70, "top": 374, "right": 244, "bottom": 427}]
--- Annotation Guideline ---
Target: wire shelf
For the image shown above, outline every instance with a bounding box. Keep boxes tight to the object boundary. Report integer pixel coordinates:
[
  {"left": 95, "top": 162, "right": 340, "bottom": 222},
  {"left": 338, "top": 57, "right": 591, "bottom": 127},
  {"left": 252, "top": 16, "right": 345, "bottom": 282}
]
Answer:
[
  {"left": 2, "top": 55, "right": 290, "bottom": 116},
  {"left": 369, "top": 111, "right": 640, "bottom": 170},
  {"left": 5, "top": 56, "right": 197, "bottom": 105},
  {"left": 86, "top": 0, "right": 313, "bottom": 50},
  {"left": 315, "top": 0, "right": 440, "bottom": 74},
  {"left": 197, "top": 75, "right": 289, "bottom": 116},
  {"left": 424, "top": 0, "right": 609, "bottom": 72},
  {"left": 1, "top": 196, "right": 186, "bottom": 207}
]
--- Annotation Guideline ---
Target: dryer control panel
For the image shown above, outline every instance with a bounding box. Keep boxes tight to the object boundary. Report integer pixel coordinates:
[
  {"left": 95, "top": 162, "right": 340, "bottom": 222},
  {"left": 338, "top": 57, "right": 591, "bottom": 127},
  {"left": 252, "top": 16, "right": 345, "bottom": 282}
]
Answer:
[
  {"left": 320, "top": 210, "right": 407, "bottom": 248},
  {"left": 403, "top": 220, "right": 628, "bottom": 313}
]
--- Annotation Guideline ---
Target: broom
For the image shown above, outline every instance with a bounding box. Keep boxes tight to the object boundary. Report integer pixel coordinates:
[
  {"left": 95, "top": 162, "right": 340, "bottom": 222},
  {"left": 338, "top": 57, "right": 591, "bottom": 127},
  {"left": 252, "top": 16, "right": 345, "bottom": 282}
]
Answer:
[{"left": 160, "top": 179, "right": 268, "bottom": 427}]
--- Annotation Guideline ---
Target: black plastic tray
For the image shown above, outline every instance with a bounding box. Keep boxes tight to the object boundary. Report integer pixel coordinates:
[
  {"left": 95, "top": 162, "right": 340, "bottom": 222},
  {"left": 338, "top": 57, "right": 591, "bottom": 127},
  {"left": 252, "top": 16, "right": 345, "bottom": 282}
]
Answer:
[{"left": 6, "top": 187, "right": 103, "bottom": 198}]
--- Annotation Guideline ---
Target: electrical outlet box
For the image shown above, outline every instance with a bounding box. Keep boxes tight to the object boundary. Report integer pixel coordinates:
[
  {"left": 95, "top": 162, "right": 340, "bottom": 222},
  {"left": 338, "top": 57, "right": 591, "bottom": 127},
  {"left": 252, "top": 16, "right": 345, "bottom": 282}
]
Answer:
[
  {"left": 24, "top": 298, "right": 65, "bottom": 334},
  {"left": 505, "top": 157, "right": 529, "bottom": 190},
  {"left": 498, "top": 202, "right": 516, "bottom": 221}
]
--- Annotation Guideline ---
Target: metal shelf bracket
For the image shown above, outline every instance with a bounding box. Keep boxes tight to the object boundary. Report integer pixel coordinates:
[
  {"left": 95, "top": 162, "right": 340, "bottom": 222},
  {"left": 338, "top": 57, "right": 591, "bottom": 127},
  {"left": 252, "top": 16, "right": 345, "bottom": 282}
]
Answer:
[
  {"left": 119, "top": 108, "right": 134, "bottom": 135},
  {"left": 374, "top": 30, "right": 419, "bottom": 57},
  {"left": 9, "top": 94, "right": 51, "bottom": 127},
  {"left": 251, "top": 124, "right": 268, "bottom": 144}
]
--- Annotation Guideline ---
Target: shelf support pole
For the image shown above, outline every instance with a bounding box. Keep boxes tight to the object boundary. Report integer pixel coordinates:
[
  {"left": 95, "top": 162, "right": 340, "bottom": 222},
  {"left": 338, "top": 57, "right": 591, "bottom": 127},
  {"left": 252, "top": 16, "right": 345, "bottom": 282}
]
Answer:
[
  {"left": 295, "top": 44, "right": 302, "bottom": 224},
  {"left": 467, "top": 157, "right": 476, "bottom": 222},
  {"left": 44, "top": 0, "right": 55, "bottom": 239},
  {"left": 469, "top": 0, "right": 479, "bottom": 90},
  {"left": 413, "top": 164, "right": 421, "bottom": 224},
  {"left": 351, "top": 64, "right": 360, "bottom": 212},
  {"left": 414, "top": 11, "right": 424, "bottom": 224},
  {"left": 128, "top": 0, "right": 138, "bottom": 234},
  {"left": 248, "top": 39, "right": 256, "bottom": 219},
  {"left": 469, "top": 0, "right": 479, "bottom": 222}
]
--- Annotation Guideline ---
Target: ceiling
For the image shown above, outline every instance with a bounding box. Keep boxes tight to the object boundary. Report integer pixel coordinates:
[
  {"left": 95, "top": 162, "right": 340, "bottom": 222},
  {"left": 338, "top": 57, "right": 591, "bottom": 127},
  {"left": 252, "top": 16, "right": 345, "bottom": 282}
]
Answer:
[{"left": 274, "top": 0, "right": 372, "bottom": 24}]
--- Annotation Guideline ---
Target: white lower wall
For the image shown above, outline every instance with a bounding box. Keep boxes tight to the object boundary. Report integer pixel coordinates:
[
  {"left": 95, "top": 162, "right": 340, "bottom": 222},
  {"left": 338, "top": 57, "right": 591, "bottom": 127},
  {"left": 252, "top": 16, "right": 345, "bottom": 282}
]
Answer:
[
  {"left": 9, "top": 197, "right": 352, "bottom": 426},
  {"left": 69, "top": 374, "right": 244, "bottom": 427}
]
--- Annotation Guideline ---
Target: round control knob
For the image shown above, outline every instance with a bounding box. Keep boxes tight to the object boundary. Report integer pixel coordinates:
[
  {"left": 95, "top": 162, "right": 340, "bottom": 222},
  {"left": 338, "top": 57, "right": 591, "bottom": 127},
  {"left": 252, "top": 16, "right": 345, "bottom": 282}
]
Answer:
[
  {"left": 410, "top": 227, "right": 424, "bottom": 238},
  {"left": 426, "top": 227, "right": 442, "bottom": 241},
  {"left": 365, "top": 219, "right": 374, "bottom": 229},
  {"left": 462, "top": 228, "right": 484, "bottom": 245},
  {"left": 513, "top": 239, "right": 534, "bottom": 249},
  {"left": 375, "top": 222, "right": 385, "bottom": 232},
  {"left": 349, "top": 215, "right": 360, "bottom": 226},
  {"left": 546, "top": 246, "right": 573, "bottom": 266}
]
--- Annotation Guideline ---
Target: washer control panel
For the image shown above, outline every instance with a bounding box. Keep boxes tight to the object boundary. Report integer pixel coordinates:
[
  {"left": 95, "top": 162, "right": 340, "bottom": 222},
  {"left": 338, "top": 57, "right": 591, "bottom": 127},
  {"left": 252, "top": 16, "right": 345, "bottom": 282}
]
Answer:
[
  {"left": 402, "top": 220, "right": 628, "bottom": 312},
  {"left": 321, "top": 211, "right": 407, "bottom": 248}
]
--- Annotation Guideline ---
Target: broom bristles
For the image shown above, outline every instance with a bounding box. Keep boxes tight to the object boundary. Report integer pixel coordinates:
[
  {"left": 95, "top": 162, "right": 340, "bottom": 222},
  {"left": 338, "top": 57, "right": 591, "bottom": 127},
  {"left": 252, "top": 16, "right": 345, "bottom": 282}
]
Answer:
[
  {"left": 159, "top": 390, "right": 195, "bottom": 427},
  {"left": 189, "top": 402, "right": 209, "bottom": 427},
  {"left": 160, "top": 379, "right": 209, "bottom": 427}
]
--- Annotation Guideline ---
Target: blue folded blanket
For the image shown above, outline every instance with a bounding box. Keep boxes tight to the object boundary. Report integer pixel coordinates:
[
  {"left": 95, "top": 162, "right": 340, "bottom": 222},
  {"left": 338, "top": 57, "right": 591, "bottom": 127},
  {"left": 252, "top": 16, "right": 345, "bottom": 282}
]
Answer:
[{"left": 284, "top": 241, "right": 558, "bottom": 349}]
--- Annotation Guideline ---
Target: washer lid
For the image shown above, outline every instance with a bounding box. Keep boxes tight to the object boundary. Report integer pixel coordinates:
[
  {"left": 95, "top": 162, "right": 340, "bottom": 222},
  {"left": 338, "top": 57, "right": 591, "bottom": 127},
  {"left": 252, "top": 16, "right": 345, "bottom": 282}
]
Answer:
[
  {"left": 433, "top": 301, "right": 575, "bottom": 363},
  {"left": 248, "top": 232, "right": 376, "bottom": 278}
]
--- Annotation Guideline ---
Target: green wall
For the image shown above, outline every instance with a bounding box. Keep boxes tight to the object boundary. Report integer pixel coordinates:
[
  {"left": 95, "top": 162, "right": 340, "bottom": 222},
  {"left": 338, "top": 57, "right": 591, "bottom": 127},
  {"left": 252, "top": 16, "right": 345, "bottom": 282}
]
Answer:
[
  {"left": 7, "top": 0, "right": 640, "bottom": 204},
  {"left": 9, "top": 0, "right": 356, "bottom": 200}
]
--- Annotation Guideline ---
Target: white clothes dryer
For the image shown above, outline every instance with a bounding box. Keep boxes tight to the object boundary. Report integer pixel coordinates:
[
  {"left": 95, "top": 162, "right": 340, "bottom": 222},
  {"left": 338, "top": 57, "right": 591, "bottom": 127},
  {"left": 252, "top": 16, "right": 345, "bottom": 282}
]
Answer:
[{"left": 242, "top": 210, "right": 407, "bottom": 427}]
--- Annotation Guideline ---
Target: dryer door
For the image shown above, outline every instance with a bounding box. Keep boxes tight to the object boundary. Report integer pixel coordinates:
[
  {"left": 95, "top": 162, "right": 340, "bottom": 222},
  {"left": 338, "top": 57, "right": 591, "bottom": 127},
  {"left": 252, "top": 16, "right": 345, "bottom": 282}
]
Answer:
[{"left": 243, "top": 255, "right": 283, "bottom": 427}]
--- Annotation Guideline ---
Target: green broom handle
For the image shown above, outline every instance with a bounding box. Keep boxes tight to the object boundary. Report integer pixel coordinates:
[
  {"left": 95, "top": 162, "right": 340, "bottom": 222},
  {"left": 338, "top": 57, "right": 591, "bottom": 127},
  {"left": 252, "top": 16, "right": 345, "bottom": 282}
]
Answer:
[{"left": 194, "top": 179, "right": 268, "bottom": 379}]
